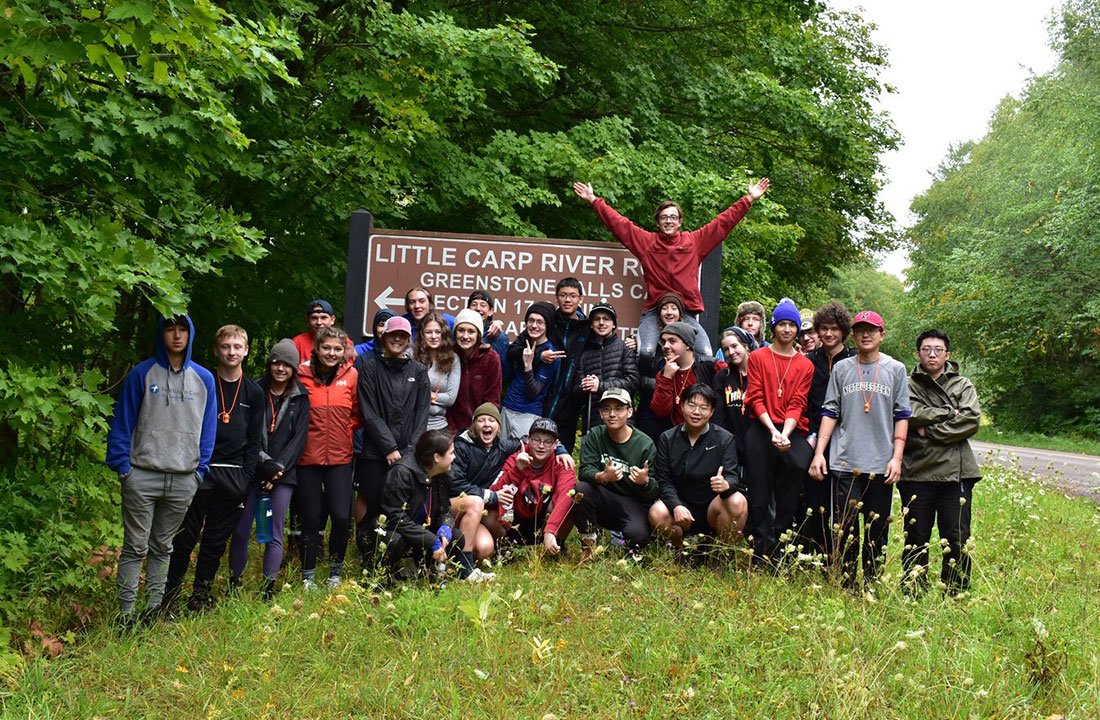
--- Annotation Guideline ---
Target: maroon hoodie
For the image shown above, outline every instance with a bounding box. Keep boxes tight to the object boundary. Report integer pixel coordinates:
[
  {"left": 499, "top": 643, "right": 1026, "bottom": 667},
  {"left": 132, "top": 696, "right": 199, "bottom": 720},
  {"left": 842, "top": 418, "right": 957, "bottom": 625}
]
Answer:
[{"left": 446, "top": 344, "right": 502, "bottom": 432}]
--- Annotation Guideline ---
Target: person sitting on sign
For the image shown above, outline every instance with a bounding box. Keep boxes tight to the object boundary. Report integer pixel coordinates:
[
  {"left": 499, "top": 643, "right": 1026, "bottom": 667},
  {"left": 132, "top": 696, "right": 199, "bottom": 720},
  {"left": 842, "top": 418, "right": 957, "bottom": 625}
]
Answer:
[
  {"left": 648, "top": 384, "right": 746, "bottom": 549},
  {"left": 501, "top": 302, "right": 560, "bottom": 440},
  {"left": 403, "top": 287, "right": 455, "bottom": 340},
  {"left": 572, "top": 178, "right": 770, "bottom": 362}
]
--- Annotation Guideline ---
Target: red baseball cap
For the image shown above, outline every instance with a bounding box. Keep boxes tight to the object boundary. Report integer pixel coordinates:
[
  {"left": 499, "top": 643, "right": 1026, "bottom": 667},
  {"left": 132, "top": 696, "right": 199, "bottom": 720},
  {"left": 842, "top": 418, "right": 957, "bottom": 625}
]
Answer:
[{"left": 852, "top": 310, "right": 885, "bottom": 330}]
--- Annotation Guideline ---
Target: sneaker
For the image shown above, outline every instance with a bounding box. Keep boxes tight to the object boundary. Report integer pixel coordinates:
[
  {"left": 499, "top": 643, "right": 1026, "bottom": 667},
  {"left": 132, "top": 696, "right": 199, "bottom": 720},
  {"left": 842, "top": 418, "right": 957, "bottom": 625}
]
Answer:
[
  {"left": 303, "top": 578, "right": 318, "bottom": 591},
  {"left": 325, "top": 575, "right": 342, "bottom": 590},
  {"left": 580, "top": 532, "right": 598, "bottom": 561},
  {"left": 463, "top": 568, "right": 496, "bottom": 584}
]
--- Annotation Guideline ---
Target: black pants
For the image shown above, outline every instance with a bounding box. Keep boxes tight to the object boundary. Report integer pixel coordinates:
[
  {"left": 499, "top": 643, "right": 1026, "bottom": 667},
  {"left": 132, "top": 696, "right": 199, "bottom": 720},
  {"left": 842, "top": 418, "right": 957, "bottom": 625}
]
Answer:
[
  {"left": 552, "top": 392, "right": 583, "bottom": 453},
  {"left": 381, "top": 529, "right": 465, "bottom": 576},
  {"left": 166, "top": 469, "right": 246, "bottom": 596},
  {"left": 297, "top": 464, "right": 354, "bottom": 574},
  {"left": 897, "top": 479, "right": 976, "bottom": 593},
  {"left": 742, "top": 423, "right": 813, "bottom": 562},
  {"left": 799, "top": 471, "right": 835, "bottom": 560},
  {"left": 575, "top": 481, "right": 653, "bottom": 548},
  {"left": 354, "top": 458, "right": 390, "bottom": 562},
  {"left": 834, "top": 471, "right": 893, "bottom": 585}
]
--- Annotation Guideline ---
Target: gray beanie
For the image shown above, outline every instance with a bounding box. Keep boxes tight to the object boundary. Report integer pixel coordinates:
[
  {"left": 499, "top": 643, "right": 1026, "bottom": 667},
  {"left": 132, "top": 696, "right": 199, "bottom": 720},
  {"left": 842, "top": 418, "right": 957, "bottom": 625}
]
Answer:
[
  {"left": 661, "top": 321, "right": 697, "bottom": 348},
  {"left": 267, "top": 338, "right": 299, "bottom": 370}
]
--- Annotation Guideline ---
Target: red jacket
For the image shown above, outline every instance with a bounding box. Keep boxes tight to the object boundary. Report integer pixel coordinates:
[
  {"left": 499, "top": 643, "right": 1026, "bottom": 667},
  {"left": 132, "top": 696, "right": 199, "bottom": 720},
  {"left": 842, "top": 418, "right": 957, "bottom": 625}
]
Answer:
[
  {"left": 298, "top": 361, "right": 361, "bottom": 466},
  {"left": 744, "top": 347, "right": 814, "bottom": 434},
  {"left": 291, "top": 331, "right": 357, "bottom": 364},
  {"left": 591, "top": 196, "right": 754, "bottom": 313},
  {"left": 491, "top": 449, "right": 576, "bottom": 537},
  {"left": 446, "top": 345, "right": 502, "bottom": 432}
]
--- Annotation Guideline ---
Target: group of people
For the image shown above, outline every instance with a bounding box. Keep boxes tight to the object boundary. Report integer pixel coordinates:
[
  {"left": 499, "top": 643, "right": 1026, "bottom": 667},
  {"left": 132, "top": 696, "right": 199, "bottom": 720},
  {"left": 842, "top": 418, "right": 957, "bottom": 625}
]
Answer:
[{"left": 106, "top": 180, "right": 982, "bottom": 626}]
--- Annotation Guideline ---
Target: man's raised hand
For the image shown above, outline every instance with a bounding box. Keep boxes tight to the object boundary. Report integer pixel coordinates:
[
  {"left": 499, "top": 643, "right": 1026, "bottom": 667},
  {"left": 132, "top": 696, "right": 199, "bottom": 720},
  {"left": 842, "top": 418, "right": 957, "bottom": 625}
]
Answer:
[
  {"left": 572, "top": 182, "right": 596, "bottom": 203},
  {"left": 629, "top": 460, "right": 650, "bottom": 486},
  {"left": 748, "top": 177, "right": 770, "bottom": 201}
]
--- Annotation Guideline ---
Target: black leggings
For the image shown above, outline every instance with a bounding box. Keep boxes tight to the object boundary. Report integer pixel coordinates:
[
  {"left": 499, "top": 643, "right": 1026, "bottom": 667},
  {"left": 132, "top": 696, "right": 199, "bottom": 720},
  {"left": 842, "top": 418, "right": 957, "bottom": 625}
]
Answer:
[
  {"left": 354, "top": 458, "right": 390, "bottom": 561},
  {"left": 296, "top": 464, "right": 354, "bottom": 574},
  {"left": 742, "top": 423, "right": 813, "bottom": 561}
]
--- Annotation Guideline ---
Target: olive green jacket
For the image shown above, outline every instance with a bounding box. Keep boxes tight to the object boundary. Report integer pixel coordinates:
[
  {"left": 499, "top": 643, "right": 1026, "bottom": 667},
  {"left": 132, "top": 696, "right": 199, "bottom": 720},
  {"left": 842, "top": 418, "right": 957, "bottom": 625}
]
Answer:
[{"left": 902, "top": 361, "right": 981, "bottom": 482}]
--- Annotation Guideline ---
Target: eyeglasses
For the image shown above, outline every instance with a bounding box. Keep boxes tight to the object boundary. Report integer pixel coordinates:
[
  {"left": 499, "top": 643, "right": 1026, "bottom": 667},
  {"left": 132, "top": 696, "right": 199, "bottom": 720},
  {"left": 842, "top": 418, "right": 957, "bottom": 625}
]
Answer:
[
  {"left": 525, "top": 318, "right": 546, "bottom": 327},
  {"left": 528, "top": 436, "right": 557, "bottom": 447},
  {"left": 683, "top": 401, "right": 712, "bottom": 413},
  {"left": 852, "top": 326, "right": 882, "bottom": 336},
  {"left": 557, "top": 292, "right": 580, "bottom": 301},
  {"left": 919, "top": 346, "right": 947, "bottom": 356},
  {"left": 599, "top": 404, "right": 629, "bottom": 415},
  {"left": 657, "top": 214, "right": 681, "bottom": 222}
]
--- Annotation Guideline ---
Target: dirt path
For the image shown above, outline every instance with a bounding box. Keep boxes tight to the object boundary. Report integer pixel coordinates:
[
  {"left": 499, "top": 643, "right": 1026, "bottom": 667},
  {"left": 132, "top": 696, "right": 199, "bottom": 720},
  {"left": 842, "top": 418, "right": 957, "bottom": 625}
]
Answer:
[{"left": 973, "top": 441, "right": 1100, "bottom": 503}]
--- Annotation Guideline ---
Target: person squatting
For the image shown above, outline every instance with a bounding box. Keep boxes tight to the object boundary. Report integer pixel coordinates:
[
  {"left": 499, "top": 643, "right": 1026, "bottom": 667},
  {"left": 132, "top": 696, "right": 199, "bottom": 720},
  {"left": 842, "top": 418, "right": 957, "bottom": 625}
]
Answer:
[{"left": 107, "top": 186, "right": 981, "bottom": 626}]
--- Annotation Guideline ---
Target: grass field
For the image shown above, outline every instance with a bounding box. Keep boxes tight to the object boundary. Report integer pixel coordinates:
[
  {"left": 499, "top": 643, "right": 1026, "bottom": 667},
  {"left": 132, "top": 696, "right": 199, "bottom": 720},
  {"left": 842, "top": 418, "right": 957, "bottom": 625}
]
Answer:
[{"left": 4, "top": 463, "right": 1099, "bottom": 719}]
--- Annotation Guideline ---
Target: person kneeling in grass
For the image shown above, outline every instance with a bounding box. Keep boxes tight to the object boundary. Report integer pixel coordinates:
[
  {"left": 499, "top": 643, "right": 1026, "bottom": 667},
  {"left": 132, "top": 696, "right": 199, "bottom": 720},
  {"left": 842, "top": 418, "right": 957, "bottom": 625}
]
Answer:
[
  {"left": 379, "top": 429, "right": 460, "bottom": 581},
  {"left": 575, "top": 388, "right": 658, "bottom": 556},
  {"left": 490, "top": 418, "right": 578, "bottom": 556},
  {"left": 649, "top": 384, "right": 746, "bottom": 549}
]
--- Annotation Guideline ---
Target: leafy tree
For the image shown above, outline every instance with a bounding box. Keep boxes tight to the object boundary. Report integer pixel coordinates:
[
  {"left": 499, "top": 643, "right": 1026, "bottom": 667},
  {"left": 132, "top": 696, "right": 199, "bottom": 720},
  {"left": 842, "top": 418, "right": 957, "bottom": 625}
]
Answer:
[{"left": 906, "top": 0, "right": 1100, "bottom": 435}]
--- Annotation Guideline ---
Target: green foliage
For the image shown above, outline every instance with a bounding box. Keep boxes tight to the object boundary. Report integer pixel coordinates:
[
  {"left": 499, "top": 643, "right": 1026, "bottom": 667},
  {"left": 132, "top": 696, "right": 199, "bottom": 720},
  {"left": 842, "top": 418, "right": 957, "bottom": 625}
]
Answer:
[
  {"left": 5, "top": 464, "right": 1100, "bottom": 717},
  {"left": 0, "top": 0, "right": 897, "bottom": 631},
  {"left": 0, "top": 456, "right": 120, "bottom": 626},
  {"left": 803, "top": 259, "right": 911, "bottom": 360},
  {"left": 905, "top": 1, "right": 1100, "bottom": 436}
]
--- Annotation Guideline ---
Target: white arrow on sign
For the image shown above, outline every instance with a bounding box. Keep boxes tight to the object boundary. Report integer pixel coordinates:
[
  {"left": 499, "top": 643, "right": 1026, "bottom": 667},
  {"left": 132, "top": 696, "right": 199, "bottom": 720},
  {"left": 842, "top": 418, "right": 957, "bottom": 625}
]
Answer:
[{"left": 374, "top": 285, "right": 405, "bottom": 311}]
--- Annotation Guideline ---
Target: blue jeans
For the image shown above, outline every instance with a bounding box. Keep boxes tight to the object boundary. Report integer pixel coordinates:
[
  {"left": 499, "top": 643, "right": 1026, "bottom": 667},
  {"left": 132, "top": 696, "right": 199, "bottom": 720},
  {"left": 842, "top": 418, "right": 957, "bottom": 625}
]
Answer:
[{"left": 638, "top": 309, "right": 712, "bottom": 360}]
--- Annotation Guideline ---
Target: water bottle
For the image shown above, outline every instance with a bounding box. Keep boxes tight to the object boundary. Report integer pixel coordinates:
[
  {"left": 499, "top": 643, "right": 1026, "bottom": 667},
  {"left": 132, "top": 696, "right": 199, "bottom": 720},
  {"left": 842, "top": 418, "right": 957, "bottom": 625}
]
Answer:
[
  {"left": 256, "top": 493, "right": 274, "bottom": 544},
  {"left": 500, "top": 484, "right": 518, "bottom": 525}
]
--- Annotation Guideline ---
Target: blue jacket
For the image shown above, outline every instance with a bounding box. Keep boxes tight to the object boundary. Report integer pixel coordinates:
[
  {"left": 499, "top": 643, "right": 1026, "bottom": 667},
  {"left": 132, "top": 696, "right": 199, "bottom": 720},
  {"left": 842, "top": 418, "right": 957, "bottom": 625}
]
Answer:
[{"left": 105, "top": 315, "right": 218, "bottom": 477}]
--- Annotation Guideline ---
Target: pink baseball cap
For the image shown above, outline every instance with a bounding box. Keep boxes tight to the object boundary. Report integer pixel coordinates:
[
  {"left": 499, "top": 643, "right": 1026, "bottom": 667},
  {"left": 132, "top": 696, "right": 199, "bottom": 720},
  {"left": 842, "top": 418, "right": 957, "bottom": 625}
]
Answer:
[
  {"left": 382, "top": 316, "right": 412, "bottom": 336},
  {"left": 852, "top": 310, "right": 885, "bottom": 330}
]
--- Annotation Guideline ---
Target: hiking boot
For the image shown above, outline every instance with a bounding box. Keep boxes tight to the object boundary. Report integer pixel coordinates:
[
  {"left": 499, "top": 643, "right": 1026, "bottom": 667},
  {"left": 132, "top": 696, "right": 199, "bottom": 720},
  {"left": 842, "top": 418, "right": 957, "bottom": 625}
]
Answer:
[
  {"left": 186, "top": 585, "right": 216, "bottom": 613},
  {"left": 303, "top": 578, "right": 318, "bottom": 591},
  {"left": 226, "top": 575, "right": 243, "bottom": 597},
  {"left": 325, "top": 575, "right": 342, "bottom": 590},
  {"left": 261, "top": 578, "right": 277, "bottom": 602}
]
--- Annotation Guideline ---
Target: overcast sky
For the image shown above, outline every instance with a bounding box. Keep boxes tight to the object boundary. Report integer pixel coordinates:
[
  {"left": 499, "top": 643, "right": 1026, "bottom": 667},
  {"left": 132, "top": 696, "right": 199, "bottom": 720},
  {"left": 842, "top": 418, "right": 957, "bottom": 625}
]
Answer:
[{"left": 827, "top": 0, "right": 1063, "bottom": 278}]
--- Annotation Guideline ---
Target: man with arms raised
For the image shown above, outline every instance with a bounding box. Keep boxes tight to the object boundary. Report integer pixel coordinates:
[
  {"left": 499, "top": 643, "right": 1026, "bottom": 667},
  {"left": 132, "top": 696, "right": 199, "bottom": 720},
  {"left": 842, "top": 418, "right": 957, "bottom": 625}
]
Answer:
[{"left": 573, "top": 179, "right": 769, "bottom": 361}]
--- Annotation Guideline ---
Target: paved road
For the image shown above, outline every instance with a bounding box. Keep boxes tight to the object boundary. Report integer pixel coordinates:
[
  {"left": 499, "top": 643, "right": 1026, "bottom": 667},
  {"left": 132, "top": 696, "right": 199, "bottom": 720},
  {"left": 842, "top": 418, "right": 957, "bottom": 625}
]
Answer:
[{"left": 973, "top": 441, "right": 1100, "bottom": 503}]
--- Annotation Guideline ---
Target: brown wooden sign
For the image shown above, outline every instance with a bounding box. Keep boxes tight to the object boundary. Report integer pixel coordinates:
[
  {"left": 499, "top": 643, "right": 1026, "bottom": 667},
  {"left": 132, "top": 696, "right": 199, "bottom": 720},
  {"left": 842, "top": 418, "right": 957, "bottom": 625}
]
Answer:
[{"left": 343, "top": 210, "right": 721, "bottom": 345}]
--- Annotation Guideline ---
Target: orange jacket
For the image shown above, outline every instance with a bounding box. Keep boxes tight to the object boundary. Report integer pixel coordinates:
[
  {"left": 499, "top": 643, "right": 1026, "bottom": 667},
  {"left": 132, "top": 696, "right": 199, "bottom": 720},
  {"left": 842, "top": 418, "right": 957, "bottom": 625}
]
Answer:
[{"left": 298, "top": 361, "right": 360, "bottom": 466}]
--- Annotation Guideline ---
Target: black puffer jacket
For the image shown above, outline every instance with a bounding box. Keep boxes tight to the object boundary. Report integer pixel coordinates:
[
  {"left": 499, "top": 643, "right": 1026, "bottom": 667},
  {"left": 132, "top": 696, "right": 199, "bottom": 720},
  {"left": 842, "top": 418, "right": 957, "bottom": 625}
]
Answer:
[
  {"left": 257, "top": 377, "right": 310, "bottom": 487},
  {"left": 450, "top": 429, "right": 521, "bottom": 502},
  {"left": 381, "top": 455, "right": 452, "bottom": 552},
  {"left": 572, "top": 334, "right": 639, "bottom": 433},
  {"left": 355, "top": 351, "right": 430, "bottom": 461}
]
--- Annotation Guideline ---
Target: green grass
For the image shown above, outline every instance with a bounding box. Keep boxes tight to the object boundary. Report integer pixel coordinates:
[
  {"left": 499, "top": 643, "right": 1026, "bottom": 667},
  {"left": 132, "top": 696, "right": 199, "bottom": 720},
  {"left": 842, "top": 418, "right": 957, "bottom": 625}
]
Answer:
[
  {"left": 975, "top": 426, "right": 1100, "bottom": 456},
  {"left": 4, "top": 464, "right": 1100, "bottom": 719}
]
